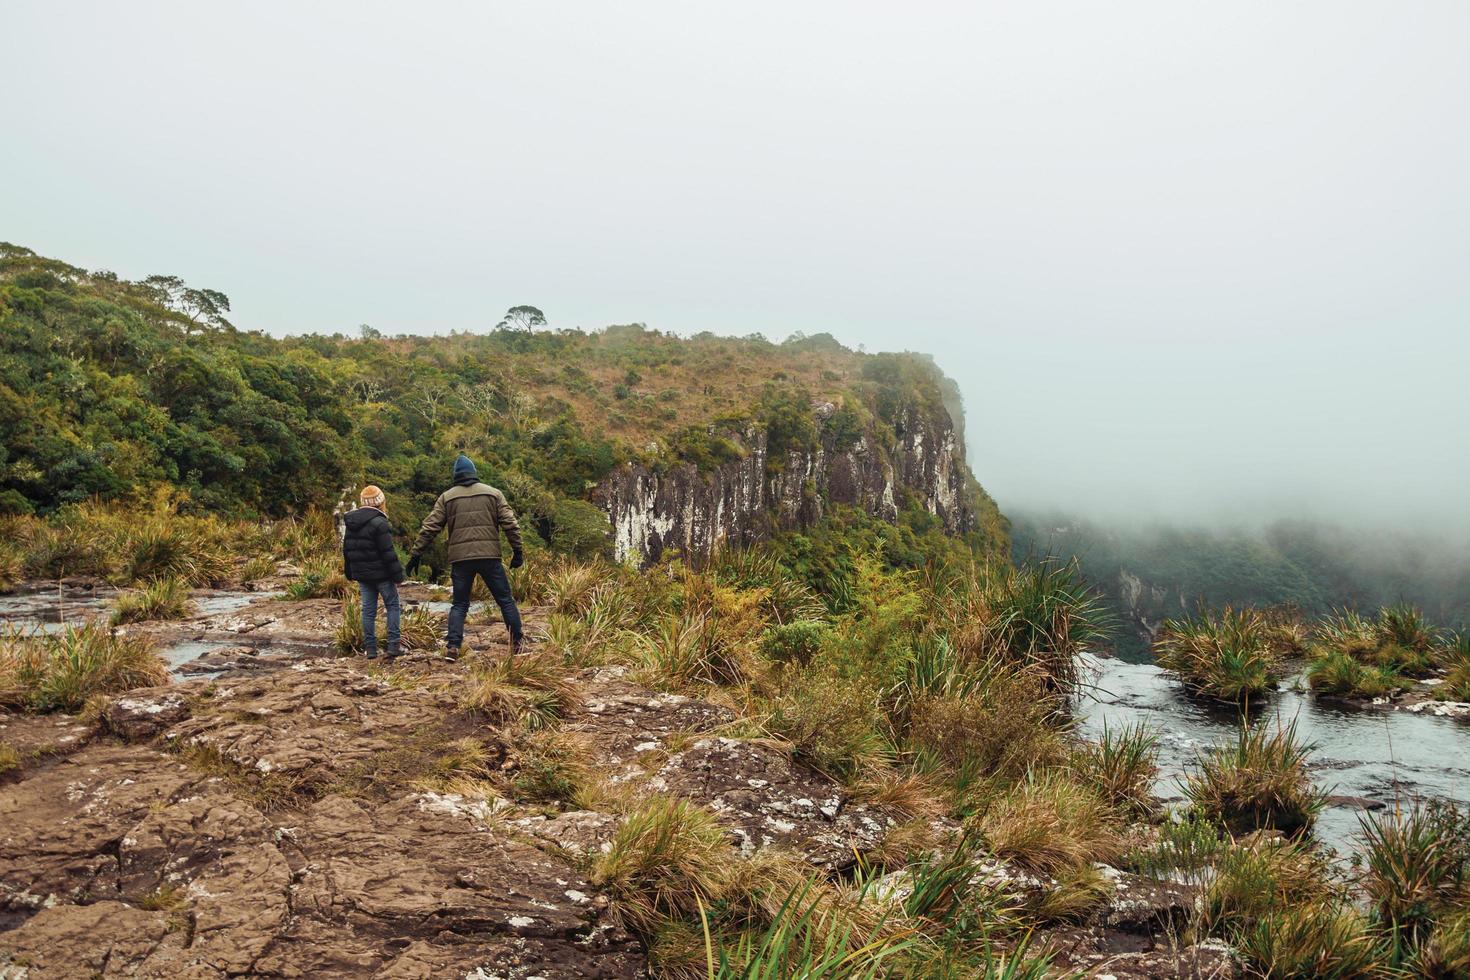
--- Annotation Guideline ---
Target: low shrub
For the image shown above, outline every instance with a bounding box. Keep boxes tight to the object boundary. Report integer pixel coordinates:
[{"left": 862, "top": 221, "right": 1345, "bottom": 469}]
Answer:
[
  {"left": 509, "top": 729, "right": 591, "bottom": 805},
  {"left": 759, "top": 620, "right": 832, "bottom": 664},
  {"left": 1183, "top": 718, "right": 1324, "bottom": 837},
  {"left": 1197, "top": 838, "right": 1333, "bottom": 938},
  {"left": 764, "top": 662, "right": 893, "bottom": 780}
]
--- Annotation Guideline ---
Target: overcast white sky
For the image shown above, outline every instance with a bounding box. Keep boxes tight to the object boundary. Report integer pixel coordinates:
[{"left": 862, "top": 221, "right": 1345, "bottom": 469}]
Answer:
[{"left": 5, "top": 2, "right": 1468, "bottom": 530}]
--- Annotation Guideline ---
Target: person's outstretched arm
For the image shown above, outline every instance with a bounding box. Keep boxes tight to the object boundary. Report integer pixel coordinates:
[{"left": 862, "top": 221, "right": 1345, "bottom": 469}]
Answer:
[{"left": 407, "top": 495, "right": 446, "bottom": 573}]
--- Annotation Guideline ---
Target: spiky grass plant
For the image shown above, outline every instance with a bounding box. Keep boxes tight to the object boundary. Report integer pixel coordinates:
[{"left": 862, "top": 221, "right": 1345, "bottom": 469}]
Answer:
[
  {"left": 636, "top": 610, "right": 751, "bottom": 689},
  {"left": 712, "top": 547, "right": 826, "bottom": 625},
  {"left": 1183, "top": 717, "right": 1324, "bottom": 837},
  {"left": 1070, "top": 720, "right": 1160, "bottom": 818},
  {"left": 545, "top": 561, "right": 606, "bottom": 616},
  {"left": 459, "top": 650, "right": 579, "bottom": 728},
  {"left": 111, "top": 576, "right": 194, "bottom": 625},
  {"left": 1310, "top": 605, "right": 1448, "bottom": 690},
  {"left": 509, "top": 728, "right": 592, "bottom": 804},
  {"left": 764, "top": 662, "right": 895, "bottom": 780},
  {"left": 0, "top": 625, "right": 168, "bottom": 713},
  {"left": 1237, "top": 901, "right": 1387, "bottom": 979},
  {"left": 1155, "top": 606, "right": 1285, "bottom": 702},
  {"left": 0, "top": 742, "right": 19, "bottom": 775},
  {"left": 412, "top": 736, "right": 501, "bottom": 800},
  {"left": 974, "top": 770, "right": 1123, "bottom": 877},
  {"left": 1411, "top": 909, "right": 1470, "bottom": 978},
  {"left": 1356, "top": 801, "right": 1470, "bottom": 945},
  {"left": 592, "top": 795, "right": 734, "bottom": 933}
]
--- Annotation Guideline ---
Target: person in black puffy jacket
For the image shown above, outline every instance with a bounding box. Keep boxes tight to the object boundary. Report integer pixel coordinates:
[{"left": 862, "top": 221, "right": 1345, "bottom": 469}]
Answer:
[{"left": 342, "top": 485, "right": 405, "bottom": 659}]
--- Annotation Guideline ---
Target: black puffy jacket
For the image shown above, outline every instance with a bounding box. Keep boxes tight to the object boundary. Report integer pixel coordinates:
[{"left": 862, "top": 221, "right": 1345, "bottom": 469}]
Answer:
[{"left": 342, "top": 508, "right": 404, "bottom": 583}]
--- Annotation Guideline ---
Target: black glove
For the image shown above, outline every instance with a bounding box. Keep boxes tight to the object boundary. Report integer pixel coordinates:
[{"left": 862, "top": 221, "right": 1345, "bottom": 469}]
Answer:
[
  {"left": 405, "top": 555, "right": 422, "bottom": 577},
  {"left": 509, "top": 550, "right": 524, "bottom": 570}
]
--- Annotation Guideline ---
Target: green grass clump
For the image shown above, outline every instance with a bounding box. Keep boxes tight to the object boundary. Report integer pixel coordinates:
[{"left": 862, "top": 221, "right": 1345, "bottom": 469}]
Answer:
[
  {"left": 1236, "top": 900, "right": 1387, "bottom": 979},
  {"left": 1154, "top": 606, "right": 1286, "bottom": 702},
  {"left": 0, "top": 742, "right": 18, "bottom": 775},
  {"left": 111, "top": 576, "right": 193, "bottom": 625},
  {"left": 0, "top": 625, "right": 168, "bottom": 713},
  {"left": 239, "top": 554, "right": 278, "bottom": 584},
  {"left": 0, "top": 546, "right": 21, "bottom": 594},
  {"left": 1183, "top": 718, "right": 1324, "bottom": 837}
]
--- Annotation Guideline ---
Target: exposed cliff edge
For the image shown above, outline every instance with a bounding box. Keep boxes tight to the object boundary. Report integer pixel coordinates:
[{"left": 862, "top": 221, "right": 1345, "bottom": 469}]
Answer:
[{"left": 599, "top": 401, "right": 982, "bottom": 565}]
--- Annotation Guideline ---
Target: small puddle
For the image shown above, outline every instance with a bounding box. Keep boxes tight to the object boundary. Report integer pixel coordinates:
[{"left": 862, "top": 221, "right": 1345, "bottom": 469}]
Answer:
[{"left": 1078, "top": 655, "right": 1470, "bottom": 854}]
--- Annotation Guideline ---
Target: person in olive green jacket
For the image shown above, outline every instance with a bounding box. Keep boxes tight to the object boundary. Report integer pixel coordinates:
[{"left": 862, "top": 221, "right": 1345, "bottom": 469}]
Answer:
[{"left": 405, "top": 455, "right": 524, "bottom": 658}]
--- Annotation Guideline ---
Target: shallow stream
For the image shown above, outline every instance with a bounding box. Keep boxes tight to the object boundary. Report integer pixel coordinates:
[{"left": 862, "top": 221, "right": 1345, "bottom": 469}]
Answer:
[{"left": 1077, "top": 655, "right": 1470, "bottom": 855}]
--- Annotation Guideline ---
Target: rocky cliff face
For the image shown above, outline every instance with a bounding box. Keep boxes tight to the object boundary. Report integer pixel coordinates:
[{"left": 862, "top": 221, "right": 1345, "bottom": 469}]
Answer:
[{"left": 599, "top": 402, "right": 976, "bottom": 565}]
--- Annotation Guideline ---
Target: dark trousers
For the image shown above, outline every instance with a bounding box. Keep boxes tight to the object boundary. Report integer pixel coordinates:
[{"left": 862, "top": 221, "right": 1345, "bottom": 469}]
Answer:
[
  {"left": 448, "top": 558, "right": 523, "bottom": 649},
  {"left": 359, "top": 580, "right": 400, "bottom": 654}
]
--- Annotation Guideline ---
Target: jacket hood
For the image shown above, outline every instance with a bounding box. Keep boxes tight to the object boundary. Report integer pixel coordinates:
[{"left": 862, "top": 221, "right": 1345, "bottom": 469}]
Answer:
[
  {"left": 344, "top": 507, "right": 385, "bottom": 529},
  {"left": 452, "top": 454, "right": 478, "bottom": 484}
]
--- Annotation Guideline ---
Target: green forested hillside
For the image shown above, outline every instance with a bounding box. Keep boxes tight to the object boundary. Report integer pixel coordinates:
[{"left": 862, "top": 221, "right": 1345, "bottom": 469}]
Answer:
[{"left": 0, "top": 243, "right": 1002, "bottom": 566}]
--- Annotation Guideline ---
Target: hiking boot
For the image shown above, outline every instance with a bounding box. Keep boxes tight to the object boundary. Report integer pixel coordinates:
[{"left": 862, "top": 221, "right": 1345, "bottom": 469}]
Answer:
[
  {"left": 444, "top": 645, "right": 460, "bottom": 662},
  {"left": 386, "top": 641, "right": 402, "bottom": 661},
  {"left": 364, "top": 645, "right": 379, "bottom": 660}
]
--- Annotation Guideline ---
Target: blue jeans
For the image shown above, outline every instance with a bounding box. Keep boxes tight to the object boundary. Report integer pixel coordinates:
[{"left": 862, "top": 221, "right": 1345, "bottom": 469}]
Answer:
[
  {"left": 359, "top": 580, "right": 400, "bottom": 655},
  {"left": 448, "top": 558, "right": 522, "bottom": 649}
]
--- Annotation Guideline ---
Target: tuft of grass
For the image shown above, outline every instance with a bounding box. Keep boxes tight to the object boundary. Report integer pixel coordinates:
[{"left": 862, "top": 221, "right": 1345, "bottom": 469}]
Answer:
[
  {"left": 1237, "top": 900, "right": 1387, "bottom": 979},
  {"left": 285, "top": 562, "right": 350, "bottom": 601},
  {"left": 111, "top": 576, "right": 194, "bottom": 625},
  {"left": 1307, "top": 648, "right": 1411, "bottom": 700},
  {"left": 1356, "top": 800, "right": 1470, "bottom": 945},
  {"left": 1433, "top": 633, "right": 1470, "bottom": 702},
  {"left": 398, "top": 606, "right": 441, "bottom": 652},
  {"left": 1154, "top": 606, "right": 1286, "bottom": 702},
  {"left": 591, "top": 795, "right": 734, "bottom": 933},
  {"left": 1411, "top": 909, "right": 1470, "bottom": 978},
  {"left": 0, "top": 625, "right": 168, "bottom": 713},
  {"left": 764, "top": 662, "right": 894, "bottom": 781},
  {"left": 335, "top": 592, "right": 365, "bottom": 654},
  {"left": 0, "top": 742, "right": 19, "bottom": 775},
  {"left": 1183, "top": 717, "right": 1324, "bottom": 837},
  {"left": 509, "top": 728, "right": 592, "bottom": 804},
  {"left": 239, "top": 554, "right": 277, "bottom": 584},
  {"left": 0, "top": 545, "right": 21, "bottom": 594},
  {"left": 413, "top": 736, "right": 501, "bottom": 800},
  {"left": 545, "top": 562, "right": 606, "bottom": 616},
  {"left": 1197, "top": 837, "right": 1333, "bottom": 940},
  {"left": 973, "top": 770, "right": 1123, "bottom": 877},
  {"left": 635, "top": 612, "right": 728, "bottom": 688},
  {"left": 459, "top": 650, "right": 579, "bottom": 729},
  {"left": 1070, "top": 720, "right": 1160, "bottom": 818}
]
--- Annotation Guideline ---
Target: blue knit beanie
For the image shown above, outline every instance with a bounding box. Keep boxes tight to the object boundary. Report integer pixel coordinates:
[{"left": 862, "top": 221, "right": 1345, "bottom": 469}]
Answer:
[{"left": 452, "top": 454, "right": 478, "bottom": 482}]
